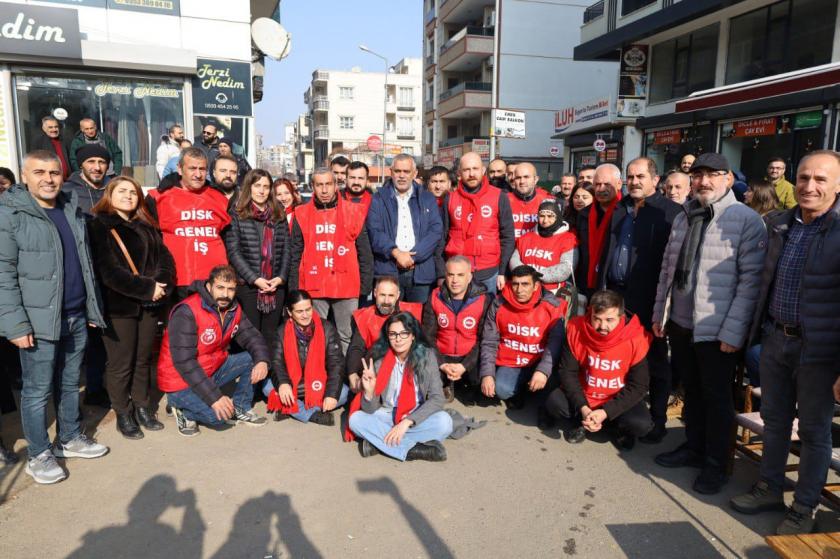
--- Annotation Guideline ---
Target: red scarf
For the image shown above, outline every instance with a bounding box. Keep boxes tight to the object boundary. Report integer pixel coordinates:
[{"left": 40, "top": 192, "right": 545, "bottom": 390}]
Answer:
[
  {"left": 586, "top": 195, "right": 621, "bottom": 288},
  {"left": 251, "top": 202, "right": 276, "bottom": 313},
  {"left": 344, "top": 349, "right": 418, "bottom": 442},
  {"left": 500, "top": 282, "right": 542, "bottom": 312},
  {"left": 267, "top": 319, "right": 327, "bottom": 414},
  {"left": 457, "top": 176, "right": 492, "bottom": 241}
]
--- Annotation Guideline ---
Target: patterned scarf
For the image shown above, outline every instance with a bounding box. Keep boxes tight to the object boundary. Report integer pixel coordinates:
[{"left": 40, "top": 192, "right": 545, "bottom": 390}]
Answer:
[{"left": 251, "top": 202, "right": 275, "bottom": 313}]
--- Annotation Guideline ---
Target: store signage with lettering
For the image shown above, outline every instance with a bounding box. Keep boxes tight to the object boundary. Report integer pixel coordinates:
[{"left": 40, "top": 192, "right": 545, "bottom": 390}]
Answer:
[
  {"left": 733, "top": 118, "right": 776, "bottom": 138},
  {"left": 94, "top": 82, "right": 180, "bottom": 99},
  {"left": 192, "top": 58, "right": 253, "bottom": 117},
  {"left": 0, "top": 2, "right": 82, "bottom": 59},
  {"left": 794, "top": 111, "right": 823, "bottom": 130},
  {"left": 107, "top": 0, "right": 180, "bottom": 16},
  {"left": 471, "top": 138, "right": 490, "bottom": 160},
  {"left": 554, "top": 97, "right": 611, "bottom": 134},
  {"left": 617, "top": 44, "right": 648, "bottom": 118},
  {"left": 654, "top": 128, "right": 681, "bottom": 145},
  {"left": 593, "top": 138, "right": 606, "bottom": 152},
  {"left": 494, "top": 110, "right": 526, "bottom": 139}
]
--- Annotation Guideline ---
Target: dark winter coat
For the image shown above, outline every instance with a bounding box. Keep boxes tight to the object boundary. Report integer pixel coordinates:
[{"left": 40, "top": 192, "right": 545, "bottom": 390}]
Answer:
[
  {"left": 223, "top": 211, "right": 290, "bottom": 287},
  {"left": 89, "top": 212, "right": 176, "bottom": 319},
  {"left": 750, "top": 197, "right": 840, "bottom": 365},
  {"left": 597, "top": 191, "right": 682, "bottom": 328},
  {"left": 63, "top": 172, "right": 111, "bottom": 217},
  {"left": 366, "top": 181, "right": 443, "bottom": 286},
  {"left": 69, "top": 131, "right": 124, "bottom": 173},
  {"left": 31, "top": 130, "right": 71, "bottom": 177},
  {"left": 270, "top": 316, "right": 344, "bottom": 400}
]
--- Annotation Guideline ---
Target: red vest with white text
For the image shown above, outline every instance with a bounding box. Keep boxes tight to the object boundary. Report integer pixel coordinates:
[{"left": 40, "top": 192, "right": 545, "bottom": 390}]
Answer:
[
  {"left": 566, "top": 314, "right": 650, "bottom": 408},
  {"left": 445, "top": 178, "right": 502, "bottom": 271},
  {"left": 157, "top": 186, "right": 231, "bottom": 286},
  {"left": 495, "top": 295, "right": 564, "bottom": 368},
  {"left": 508, "top": 189, "right": 552, "bottom": 239},
  {"left": 157, "top": 294, "right": 242, "bottom": 393},
  {"left": 295, "top": 198, "right": 364, "bottom": 299},
  {"left": 352, "top": 302, "right": 423, "bottom": 349},
  {"left": 515, "top": 230, "right": 578, "bottom": 290},
  {"left": 430, "top": 288, "right": 486, "bottom": 357}
]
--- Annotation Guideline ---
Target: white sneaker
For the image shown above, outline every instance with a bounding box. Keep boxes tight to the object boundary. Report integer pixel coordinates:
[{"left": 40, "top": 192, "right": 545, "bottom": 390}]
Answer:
[
  {"left": 53, "top": 435, "right": 109, "bottom": 459},
  {"left": 25, "top": 450, "right": 67, "bottom": 484}
]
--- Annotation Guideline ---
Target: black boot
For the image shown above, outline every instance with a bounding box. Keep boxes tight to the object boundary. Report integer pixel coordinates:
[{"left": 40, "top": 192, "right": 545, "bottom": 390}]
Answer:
[
  {"left": 639, "top": 423, "right": 667, "bottom": 444},
  {"left": 273, "top": 411, "right": 289, "bottom": 422},
  {"left": 135, "top": 407, "right": 164, "bottom": 431},
  {"left": 537, "top": 406, "right": 556, "bottom": 431},
  {"left": 406, "top": 440, "right": 447, "bottom": 462},
  {"left": 359, "top": 439, "right": 379, "bottom": 458},
  {"left": 309, "top": 410, "right": 335, "bottom": 426},
  {"left": 612, "top": 431, "right": 636, "bottom": 451},
  {"left": 116, "top": 413, "right": 144, "bottom": 440}
]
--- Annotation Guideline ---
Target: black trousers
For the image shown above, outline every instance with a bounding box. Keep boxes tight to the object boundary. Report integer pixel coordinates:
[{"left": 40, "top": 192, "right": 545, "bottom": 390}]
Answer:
[
  {"left": 102, "top": 310, "right": 160, "bottom": 415},
  {"left": 646, "top": 337, "right": 672, "bottom": 429},
  {"left": 667, "top": 321, "right": 738, "bottom": 467},
  {"left": 236, "top": 284, "right": 284, "bottom": 351},
  {"left": 544, "top": 387, "right": 653, "bottom": 437}
]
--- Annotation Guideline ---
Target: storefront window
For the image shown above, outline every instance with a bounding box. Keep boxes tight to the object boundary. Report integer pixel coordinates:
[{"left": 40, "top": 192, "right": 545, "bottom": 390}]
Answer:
[
  {"left": 644, "top": 124, "right": 713, "bottom": 174},
  {"left": 719, "top": 111, "right": 824, "bottom": 182},
  {"left": 571, "top": 144, "right": 622, "bottom": 175},
  {"left": 726, "top": 0, "right": 836, "bottom": 85},
  {"left": 193, "top": 116, "right": 249, "bottom": 158},
  {"left": 649, "top": 24, "right": 718, "bottom": 103},
  {"left": 14, "top": 72, "right": 185, "bottom": 186}
]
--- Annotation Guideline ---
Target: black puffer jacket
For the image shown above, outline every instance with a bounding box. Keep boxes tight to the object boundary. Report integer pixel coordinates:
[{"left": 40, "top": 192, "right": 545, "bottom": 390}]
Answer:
[
  {"left": 270, "top": 316, "right": 344, "bottom": 400},
  {"left": 89, "top": 212, "right": 176, "bottom": 318},
  {"left": 223, "top": 211, "right": 290, "bottom": 286},
  {"left": 750, "top": 197, "right": 840, "bottom": 365}
]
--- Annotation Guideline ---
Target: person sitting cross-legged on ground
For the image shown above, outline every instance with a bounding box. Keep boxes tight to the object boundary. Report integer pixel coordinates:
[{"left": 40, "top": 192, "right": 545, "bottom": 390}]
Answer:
[
  {"left": 479, "top": 265, "right": 566, "bottom": 409},
  {"left": 347, "top": 312, "right": 454, "bottom": 462},
  {"left": 542, "top": 290, "right": 653, "bottom": 449},
  {"left": 266, "top": 289, "right": 348, "bottom": 425},
  {"left": 157, "top": 265, "right": 271, "bottom": 436}
]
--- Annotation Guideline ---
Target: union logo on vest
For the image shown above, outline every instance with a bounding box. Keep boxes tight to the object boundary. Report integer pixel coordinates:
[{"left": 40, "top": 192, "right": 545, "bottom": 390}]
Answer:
[{"left": 200, "top": 328, "right": 217, "bottom": 345}]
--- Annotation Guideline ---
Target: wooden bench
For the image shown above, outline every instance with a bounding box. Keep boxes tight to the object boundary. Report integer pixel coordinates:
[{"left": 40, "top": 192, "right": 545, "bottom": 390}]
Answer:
[{"left": 766, "top": 532, "right": 840, "bottom": 558}]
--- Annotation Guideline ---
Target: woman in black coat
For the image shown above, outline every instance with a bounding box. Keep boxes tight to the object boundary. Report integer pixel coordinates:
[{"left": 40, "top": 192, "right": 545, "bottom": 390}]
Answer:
[
  {"left": 224, "top": 169, "right": 290, "bottom": 349},
  {"left": 90, "top": 176, "right": 175, "bottom": 439}
]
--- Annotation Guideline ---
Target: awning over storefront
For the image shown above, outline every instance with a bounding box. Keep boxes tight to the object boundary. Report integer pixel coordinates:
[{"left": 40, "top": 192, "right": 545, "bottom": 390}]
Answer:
[{"left": 676, "top": 62, "right": 840, "bottom": 114}]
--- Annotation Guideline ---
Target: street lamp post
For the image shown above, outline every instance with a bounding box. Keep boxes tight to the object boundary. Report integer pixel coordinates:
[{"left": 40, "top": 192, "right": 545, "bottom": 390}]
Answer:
[{"left": 359, "top": 44, "right": 388, "bottom": 186}]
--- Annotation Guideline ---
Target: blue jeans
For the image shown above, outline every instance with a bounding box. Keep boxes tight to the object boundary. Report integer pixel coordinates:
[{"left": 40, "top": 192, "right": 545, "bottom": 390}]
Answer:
[
  {"left": 479, "top": 273, "right": 498, "bottom": 296},
  {"left": 398, "top": 269, "right": 431, "bottom": 304},
  {"left": 745, "top": 344, "right": 761, "bottom": 387},
  {"left": 759, "top": 325, "right": 836, "bottom": 509},
  {"left": 262, "top": 380, "right": 349, "bottom": 423},
  {"left": 20, "top": 314, "right": 88, "bottom": 457},
  {"left": 494, "top": 366, "right": 532, "bottom": 400},
  {"left": 166, "top": 352, "right": 255, "bottom": 426},
  {"left": 349, "top": 408, "right": 453, "bottom": 461}
]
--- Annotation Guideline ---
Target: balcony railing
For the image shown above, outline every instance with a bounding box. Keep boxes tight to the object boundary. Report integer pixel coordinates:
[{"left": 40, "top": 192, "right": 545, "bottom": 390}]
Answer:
[
  {"left": 312, "top": 70, "right": 329, "bottom": 82},
  {"left": 314, "top": 125, "right": 329, "bottom": 139},
  {"left": 583, "top": 0, "right": 605, "bottom": 24},
  {"left": 440, "top": 25, "right": 495, "bottom": 55},
  {"left": 312, "top": 99, "right": 329, "bottom": 111},
  {"left": 439, "top": 81, "right": 492, "bottom": 102},
  {"left": 425, "top": 54, "right": 434, "bottom": 66},
  {"left": 397, "top": 133, "right": 416, "bottom": 140}
]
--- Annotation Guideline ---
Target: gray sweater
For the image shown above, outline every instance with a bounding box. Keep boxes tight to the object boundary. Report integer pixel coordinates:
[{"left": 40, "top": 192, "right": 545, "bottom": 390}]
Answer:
[{"left": 361, "top": 349, "right": 445, "bottom": 427}]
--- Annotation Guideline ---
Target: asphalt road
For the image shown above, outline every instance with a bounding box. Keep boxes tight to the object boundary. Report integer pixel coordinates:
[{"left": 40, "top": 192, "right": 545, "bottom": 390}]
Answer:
[{"left": 1, "top": 398, "right": 836, "bottom": 558}]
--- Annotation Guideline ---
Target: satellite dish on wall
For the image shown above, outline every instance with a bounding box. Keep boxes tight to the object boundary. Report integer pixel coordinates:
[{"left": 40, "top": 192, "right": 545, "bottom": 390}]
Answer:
[{"left": 251, "top": 18, "right": 291, "bottom": 61}]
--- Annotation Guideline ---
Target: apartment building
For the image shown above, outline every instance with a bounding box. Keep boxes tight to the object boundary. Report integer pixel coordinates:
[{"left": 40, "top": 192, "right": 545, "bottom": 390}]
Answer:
[
  {"left": 303, "top": 58, "right": 423, "bottom": 180},
  {"left": 294, "top": 113, "right": 314, "bottom": 184},
  {"left": 422, "top": 0, "right": 618, "bottom": 182},
  {"left": 573, "top": 0, "right": 840, "bottom": 180}
]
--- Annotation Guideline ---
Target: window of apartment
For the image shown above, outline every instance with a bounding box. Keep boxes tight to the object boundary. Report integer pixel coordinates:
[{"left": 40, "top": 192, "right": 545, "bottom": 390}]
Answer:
[
  {"left": 426, "top": 126, "right": 433, "bottom": 145},
  {"left": 726, "top": 0, "right": 836, "bottom": 85},
  {"left": 621, "top": 0, "right": 656, "bottom": 16},
  {"left": 398, "top": 117, "right": 414, "bottom": 137},
  {"left": 339, "top": 86, "right": 354, "bottom": 99},
  {"left": 339, "top": 116, "right": 354, "bottom": 129},
  {"left": 398, "top": 87, "right": 414, "bottom": 108},
  {"left": 649, "top": 24, "right": 719, "bottom": 103}
]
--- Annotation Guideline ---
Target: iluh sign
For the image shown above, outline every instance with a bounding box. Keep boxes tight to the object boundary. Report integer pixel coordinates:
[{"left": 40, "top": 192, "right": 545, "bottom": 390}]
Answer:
[{"left": 0, "top": 2, "right": 82, "bottom": 59}]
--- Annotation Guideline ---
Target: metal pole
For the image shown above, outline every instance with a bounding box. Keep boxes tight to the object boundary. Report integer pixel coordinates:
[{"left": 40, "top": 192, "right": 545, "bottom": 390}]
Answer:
[
  {"left": 489, "top": 0, "right": 500, "bottom": 160},
  {"left": 359, "top": 45, "right": 389, "bottom": 186}
]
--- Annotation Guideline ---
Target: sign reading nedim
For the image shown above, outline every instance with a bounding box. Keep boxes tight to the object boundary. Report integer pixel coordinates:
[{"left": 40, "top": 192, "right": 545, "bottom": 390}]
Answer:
[
  {"left": 0, "top": 2, "right": 82, "bottom": 60},
  {"left": 192, "top": 58, "right": 253, "bottom": 118}
]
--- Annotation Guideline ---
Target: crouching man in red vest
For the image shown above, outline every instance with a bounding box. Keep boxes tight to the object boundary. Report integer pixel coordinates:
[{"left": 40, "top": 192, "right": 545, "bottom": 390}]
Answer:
[
  {"left": 422, "top": 255, "right": 491, "bottom": 402},
  {"left": 266, "top": 290, "right": 348, "bottom": 425},
  {"left": 543, "top": 289, "right": 653, "bottom": 449},
  {"left": 479, "top": 265, "right": 566, "bottom": 408},
  {"left": 345, "top": 276, "right": 422, "bottom": 393},
  {"left": 157, "top": 265, "right": 271, "bottom": 436}
]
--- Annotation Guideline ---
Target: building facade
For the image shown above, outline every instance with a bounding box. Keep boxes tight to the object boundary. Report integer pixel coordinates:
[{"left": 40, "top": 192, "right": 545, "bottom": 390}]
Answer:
[
  {"left": 0, "top": 0, "right": 279, "bottom": 186},
  {"left": 572, "top": 0, "right": 840, "bottom": 180},
  {"left": 422, "top": 0, "right": 618, "bottom": 184},
  {"left": 293, "top": 113, "right": 314, "bottom": 184},
  {"left": 303, "top": 58, "right": 423, "bottom": 181}
]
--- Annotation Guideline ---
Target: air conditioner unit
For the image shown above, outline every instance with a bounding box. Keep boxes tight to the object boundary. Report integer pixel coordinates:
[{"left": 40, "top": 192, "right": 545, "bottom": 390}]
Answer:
[
  {"left": 483, "top": 7, "right": 495, "bottom": 27},
  {"left": 485, "top": 56, "right": 494, "bottom": 70}
]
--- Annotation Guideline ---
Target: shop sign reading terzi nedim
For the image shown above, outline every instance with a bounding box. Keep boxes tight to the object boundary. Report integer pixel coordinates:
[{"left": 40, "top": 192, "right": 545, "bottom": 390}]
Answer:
[
  {"left": 0, "top": 1, "right": 81, "bottom": 60},
  {"left": 191, "top": 59, "right": 253, "bottom": 118}
]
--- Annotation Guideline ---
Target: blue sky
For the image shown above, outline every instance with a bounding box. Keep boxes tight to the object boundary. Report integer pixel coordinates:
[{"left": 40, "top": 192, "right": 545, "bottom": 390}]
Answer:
[{"left": 255, "top": 1, "right": 423, "bottom": 145}]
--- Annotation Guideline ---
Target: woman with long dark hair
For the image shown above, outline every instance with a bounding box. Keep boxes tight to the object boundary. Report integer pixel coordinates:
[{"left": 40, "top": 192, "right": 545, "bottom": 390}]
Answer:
[
  {"left": 224, "top": 169, "right": 290, "bottom": 349},
  {"left": 90, "top": 176, "right": 175, "bottom": 439},
  {"left": 347, "top": 312, "right": 453, "bottom": 461},
  {"left": 564, "top": 181, "right": 595, "bottom": 230}
]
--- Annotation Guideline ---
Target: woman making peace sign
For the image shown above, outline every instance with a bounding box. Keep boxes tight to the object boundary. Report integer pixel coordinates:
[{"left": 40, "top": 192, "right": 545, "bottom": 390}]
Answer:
[{"left": 346, "top": 312, "right": 453, "bottom": 461}]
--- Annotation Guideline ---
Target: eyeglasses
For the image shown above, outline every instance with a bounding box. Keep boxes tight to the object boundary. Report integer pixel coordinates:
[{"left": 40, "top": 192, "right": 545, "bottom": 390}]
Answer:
[
  {"left": 387, "top": 330, "right": 412, "bottom": 340},
  {"left": 690, "top": 170, "right": 727, "bottom": 181}
]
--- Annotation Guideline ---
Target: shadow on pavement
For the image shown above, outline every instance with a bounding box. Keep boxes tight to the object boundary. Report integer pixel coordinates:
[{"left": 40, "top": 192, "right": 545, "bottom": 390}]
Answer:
[
  {"left": 210, "top": 491, "right": 322, "bottom": 559},
  {"left": 606, "top": 521, "right": 728, "bottom": 558},
  {"left": 64, "top": 475, "right": 206, "bottom": 559},
  {"left": 357, "top": 477, "right": 455, "bottom": 559}
]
